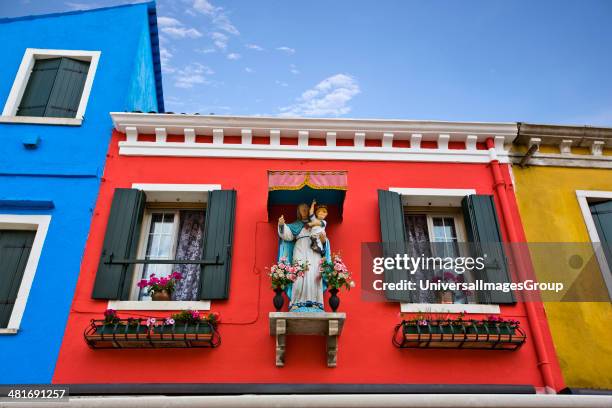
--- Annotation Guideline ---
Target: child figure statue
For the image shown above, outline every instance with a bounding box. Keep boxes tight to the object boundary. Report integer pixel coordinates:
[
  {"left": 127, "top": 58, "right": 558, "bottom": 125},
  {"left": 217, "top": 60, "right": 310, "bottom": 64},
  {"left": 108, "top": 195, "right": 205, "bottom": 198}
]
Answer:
[{"left": 308, "top": 199, "right": 328, "bottom": 256}]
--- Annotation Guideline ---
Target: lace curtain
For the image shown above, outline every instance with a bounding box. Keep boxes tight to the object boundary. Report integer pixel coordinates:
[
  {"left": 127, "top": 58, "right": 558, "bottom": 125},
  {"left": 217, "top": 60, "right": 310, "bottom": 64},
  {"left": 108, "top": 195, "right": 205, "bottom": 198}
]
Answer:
[
  {"left": 172, "top": 210, "right": 205, "bottom": 301},
  {"left": 405, "top": 214, "right": 436, "bottom": 303}
]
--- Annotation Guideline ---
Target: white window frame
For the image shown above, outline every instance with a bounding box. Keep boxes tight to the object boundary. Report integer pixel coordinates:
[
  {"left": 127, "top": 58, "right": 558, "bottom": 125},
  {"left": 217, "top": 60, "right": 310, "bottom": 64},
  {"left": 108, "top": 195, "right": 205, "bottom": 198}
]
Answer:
[
  {"left": 576, "top": 190, "right": 612, "bottom": 299},
  {"left": 0, "top": 214, "right": 51, "bottom": 334},
  {"left": 389, "top": 187, "right": 501, "bottom": 314},
  {"left": 0, "top": 48, "right": 101, "bottom": 126},
  {"left": 130, "top": 209, "right": 181, "bottom": 301},
  {"left": 108, "top": 184, "right": 221, "bottom": 311}
]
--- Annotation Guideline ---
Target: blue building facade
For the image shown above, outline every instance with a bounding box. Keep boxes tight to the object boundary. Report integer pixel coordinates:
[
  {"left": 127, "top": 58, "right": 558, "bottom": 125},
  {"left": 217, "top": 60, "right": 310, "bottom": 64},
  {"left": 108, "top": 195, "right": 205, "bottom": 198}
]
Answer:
[{"left": 0, "top": 2, "right": 163, "bottom": 383}]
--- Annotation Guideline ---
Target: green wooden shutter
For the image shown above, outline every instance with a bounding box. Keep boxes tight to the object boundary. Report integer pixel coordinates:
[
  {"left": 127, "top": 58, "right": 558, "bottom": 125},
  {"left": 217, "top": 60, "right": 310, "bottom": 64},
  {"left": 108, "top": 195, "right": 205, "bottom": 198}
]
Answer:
[
  {"left": 44, "top": 57, "right": 90, "bottom": 118},
  {"left": 461, "top": 195, "right": 515, "bottom": 304},
  {"left": 16, "top": 58, "right": 61, "bottom": 117},
  {"left": 590, "top": 200, "right": 612, "bottom": 274},
  {"left": 0, "top": 230, "right": 35, "bottom": 328},
  {"left": 199, "top": 190, "right": 237, "bottom": 300},
  {"left": 378, "top": 190, "right": 412, "bottom": 302},
  {"left": 92, "top": 189, "right": 146, "bottom": 300}
]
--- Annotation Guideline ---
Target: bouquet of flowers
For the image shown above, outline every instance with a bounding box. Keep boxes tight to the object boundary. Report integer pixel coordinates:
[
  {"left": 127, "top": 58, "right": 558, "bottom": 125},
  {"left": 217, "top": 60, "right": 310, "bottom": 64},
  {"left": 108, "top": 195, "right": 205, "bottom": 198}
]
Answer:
[
  {"left": 103, "top": 309, "right": 120, "bottom": 326},
  {"left": 136, "top": 271, "right": 183, "bottom": 296},
  {"left": 268, "top": 257, "right": 308, "bottom": 289},
  {"left": 319, "top": 253, "right": 355, "bottom": 290}
]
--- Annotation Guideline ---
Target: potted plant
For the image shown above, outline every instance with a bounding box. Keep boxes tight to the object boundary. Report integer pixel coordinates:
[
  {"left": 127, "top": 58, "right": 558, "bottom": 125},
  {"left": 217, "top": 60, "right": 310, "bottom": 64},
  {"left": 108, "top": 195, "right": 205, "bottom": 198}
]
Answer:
[
  {"left": 319, "top": 253, "right": 355, "bottom": 312},
  {"left": 153, "top": 310, "right": 220, "bottom": 335},
  {"left": 94, "top": 309, "right": 147, "bottom": 335},
  {"left": 268, "top": 257, "right": 308, "bottom": 311},
  {"left": 137, "top": 271, "right": 183, "bottom": 301}
]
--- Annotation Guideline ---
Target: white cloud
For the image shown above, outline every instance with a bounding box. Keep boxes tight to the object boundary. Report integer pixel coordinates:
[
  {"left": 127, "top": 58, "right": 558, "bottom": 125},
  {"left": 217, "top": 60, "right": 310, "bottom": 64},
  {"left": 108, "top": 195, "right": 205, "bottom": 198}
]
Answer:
[
  {"left": 290, "top": 64, "right": 300, "bottom": 75},
  {"left": 159, "top": 46, "right": 174, "bottom": 72},
  {"left": 279, "top": 74, "right": 360, "bottom": 117},
  {"left": 276, "top": 46, "right": 295, "bottom": 55},
  {"left": 158, "top": 16, "right": 202, "bottom": 39},
  {"left": 211, "top": 32, "right": 229, "bottom": 50},
  {"left": 245, "top": 67, "right": 254, "bottom": 73},
  {"left": 227, "top": 53, "right": 241, "bottom": 60},
  {"left": 196, "top": 48, "right": 216, "bottom": 54},
  {"left": 174, "top": 63, "right": 215, "bottom": 89},
  {"left": 64, "top": 1, "right": 101, "bottom": 10},
  {"left": 246, "top": 43, "right": 264, "bottom": 51},
  {"left": 275, "top": 80, "right": 289, "bottom": 87},
  {"left": 192, "top": 0, "right": 240, "bottom": 35}
]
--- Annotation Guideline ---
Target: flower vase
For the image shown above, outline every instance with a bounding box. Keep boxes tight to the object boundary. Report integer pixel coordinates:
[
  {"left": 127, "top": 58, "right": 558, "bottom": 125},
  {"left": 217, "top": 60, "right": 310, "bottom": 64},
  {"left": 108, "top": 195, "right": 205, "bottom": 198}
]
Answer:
[
  {"left": 328, "top": 288, "right": 340, "bottom": 312},
  {"left": 273, "top": 287, "right": 284, "bottom": 311},
  {"left": 439, "top": 290, "right": 454, "bottom": 304},
  {"left": 152, "top": 290, "right": 171, "bottom": 301}
]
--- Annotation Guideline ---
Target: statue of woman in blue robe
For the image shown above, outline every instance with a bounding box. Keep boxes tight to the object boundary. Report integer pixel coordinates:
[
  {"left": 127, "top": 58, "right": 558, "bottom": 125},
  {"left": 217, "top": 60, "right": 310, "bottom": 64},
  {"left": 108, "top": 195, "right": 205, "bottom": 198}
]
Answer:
[{"left": 277, "top": 203, "right": 331, "bottom": 312}]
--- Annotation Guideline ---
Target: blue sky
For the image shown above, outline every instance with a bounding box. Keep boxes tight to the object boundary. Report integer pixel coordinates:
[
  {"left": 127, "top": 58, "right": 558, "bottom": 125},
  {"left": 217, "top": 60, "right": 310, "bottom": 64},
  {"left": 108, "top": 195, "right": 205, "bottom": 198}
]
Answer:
[{"left": 3, "top": 1, "right": 612, "bottom": 125}]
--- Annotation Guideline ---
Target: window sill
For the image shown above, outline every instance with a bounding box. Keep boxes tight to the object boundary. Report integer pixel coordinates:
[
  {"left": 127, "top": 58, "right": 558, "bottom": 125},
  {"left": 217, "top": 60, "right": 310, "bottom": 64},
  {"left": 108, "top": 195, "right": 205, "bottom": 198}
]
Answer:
[
  {"left": 400, "top": 303, "right": 500, "bottom": 314},
  {"left": 0, "top": 328, "right": 19, "bottom": 335},
  {"left": 0, "top": 115, "right": 82, "bottom": 126},
  {"left": 107, "top": 300, "right": 211, "bottom": 311}
]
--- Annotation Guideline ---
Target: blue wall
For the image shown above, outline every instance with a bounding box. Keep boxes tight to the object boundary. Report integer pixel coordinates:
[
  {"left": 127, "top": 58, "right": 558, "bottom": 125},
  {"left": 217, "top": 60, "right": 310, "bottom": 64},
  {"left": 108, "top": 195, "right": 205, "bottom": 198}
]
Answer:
[{"left": 0, "top": 2, "right": 163, "bottom": 384}]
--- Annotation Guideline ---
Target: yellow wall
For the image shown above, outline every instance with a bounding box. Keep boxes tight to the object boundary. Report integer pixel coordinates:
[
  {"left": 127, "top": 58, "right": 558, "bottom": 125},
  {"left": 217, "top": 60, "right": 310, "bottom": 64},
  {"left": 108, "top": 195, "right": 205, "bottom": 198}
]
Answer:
[{"left": 513, "top": 165, "right": 612, "bottom": 390}]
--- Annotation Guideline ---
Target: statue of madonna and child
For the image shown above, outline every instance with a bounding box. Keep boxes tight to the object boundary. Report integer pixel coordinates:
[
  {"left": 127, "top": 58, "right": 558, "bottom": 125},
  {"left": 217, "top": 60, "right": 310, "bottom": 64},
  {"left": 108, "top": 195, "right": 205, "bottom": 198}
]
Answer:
[{"left": 277, "top": 200, "right": 331, "bottom": 312}]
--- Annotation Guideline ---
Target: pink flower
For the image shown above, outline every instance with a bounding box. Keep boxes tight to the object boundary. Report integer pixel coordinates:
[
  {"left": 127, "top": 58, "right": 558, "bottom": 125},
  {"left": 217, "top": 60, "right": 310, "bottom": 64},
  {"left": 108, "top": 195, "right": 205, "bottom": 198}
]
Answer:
[
  {"left": 137, "top": 279, "right": 148, "bottom": 289},
  {"left": 146, "top": 318, "right": 156, "bottom": 326},
  {"left": 349, "top": 281, "right": 356, "bottom": 288},
  {"left": 279, "top": 263, "right": 286, "bottom": 270}
]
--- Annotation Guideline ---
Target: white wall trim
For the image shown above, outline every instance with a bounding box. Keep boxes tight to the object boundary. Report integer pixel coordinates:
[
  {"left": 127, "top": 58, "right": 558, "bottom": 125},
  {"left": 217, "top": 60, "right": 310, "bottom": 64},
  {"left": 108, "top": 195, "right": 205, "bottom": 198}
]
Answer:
[
  {"left": 0, "top": 214, "right": 51, "bottom": 332},
  {"left": 576, "top": 190, "right": 612, "bottom": 298},
  {"left": 1, "top": 48, "right": 101, "bottom": 124},
  {"left": 400, "top": 303, "right": 501, "bottom": 314},
  {"left": 118, "top": 142, "right": 509, "bottom": 164},
  {"left": 389, "top": 187, "right": 477, "bottom": 207},
  {"left": 107, "top": 300, "right": 211, "bottom": 311},
  {"left": 132, "top": 183, "right": 222, "bottom": 192}
]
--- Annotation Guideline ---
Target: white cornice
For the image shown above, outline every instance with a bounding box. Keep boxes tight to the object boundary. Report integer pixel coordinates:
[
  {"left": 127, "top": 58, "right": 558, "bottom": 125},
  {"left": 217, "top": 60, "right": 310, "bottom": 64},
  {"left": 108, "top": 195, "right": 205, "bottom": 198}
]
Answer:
[
  {"left": 110, "top": 113, "right": 516, "bottom": 163},
  {"left": 110, "top": 113, "right": 517, "bottom": 140}
]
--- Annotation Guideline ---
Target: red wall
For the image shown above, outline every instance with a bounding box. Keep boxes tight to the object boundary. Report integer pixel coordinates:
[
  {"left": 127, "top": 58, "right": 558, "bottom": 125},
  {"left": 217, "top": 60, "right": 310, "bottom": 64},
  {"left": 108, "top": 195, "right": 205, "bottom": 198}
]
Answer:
[{"left": 53, "top": 131, "right": 563, "bottom": 388}]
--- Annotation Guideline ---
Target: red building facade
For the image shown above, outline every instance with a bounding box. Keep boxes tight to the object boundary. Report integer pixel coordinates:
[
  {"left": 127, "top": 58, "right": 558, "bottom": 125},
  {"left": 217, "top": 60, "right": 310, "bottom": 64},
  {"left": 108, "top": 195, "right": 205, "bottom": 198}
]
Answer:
[{"left": 53, "top": 114, "right": 563, "bottom": 393}]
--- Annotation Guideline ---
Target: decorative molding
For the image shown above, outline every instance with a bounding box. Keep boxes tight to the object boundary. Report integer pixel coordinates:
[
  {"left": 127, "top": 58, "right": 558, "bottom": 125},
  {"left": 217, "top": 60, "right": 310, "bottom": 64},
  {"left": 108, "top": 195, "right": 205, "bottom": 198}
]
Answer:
[
  {"left": 509, "top": 153, "right": 612, "bottom": 169},
  {"left": 0, "top": 214, "right": 51, "bottom": 332},
  {"left": 155, "top": 127, "right": 166, "bottom": 143},
  {"left": 559, "top": 139, "right": 573, "bottom": 155},
  {"left": 110, "top": 113, "right": 517, "bottom": 163},
  {"left": 2, "top": 48, "right": 100, "bottom": 123},
  {"left": 389, "top": 187, "right": 476, "bottom": 207},
  {"left": 591, "top": 141, "right": 604, "bottom": 156}
]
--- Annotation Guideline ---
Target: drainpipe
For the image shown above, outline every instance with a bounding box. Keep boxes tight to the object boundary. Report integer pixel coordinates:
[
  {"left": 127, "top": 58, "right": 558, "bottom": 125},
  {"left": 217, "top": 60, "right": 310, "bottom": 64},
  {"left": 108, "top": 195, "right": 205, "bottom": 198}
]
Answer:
[{"left": 486, "top": 137, "right": 557, "bottom": 394}]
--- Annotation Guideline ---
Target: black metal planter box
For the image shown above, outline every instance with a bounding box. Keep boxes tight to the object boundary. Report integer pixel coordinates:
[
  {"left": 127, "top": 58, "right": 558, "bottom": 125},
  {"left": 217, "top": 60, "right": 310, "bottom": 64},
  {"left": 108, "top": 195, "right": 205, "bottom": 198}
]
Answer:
[
  {"left": 84, "top": 319, "right": 220, "bottom": 349},
  {"left": 393, "top": 319, "right": 526, "bottom": 351}
]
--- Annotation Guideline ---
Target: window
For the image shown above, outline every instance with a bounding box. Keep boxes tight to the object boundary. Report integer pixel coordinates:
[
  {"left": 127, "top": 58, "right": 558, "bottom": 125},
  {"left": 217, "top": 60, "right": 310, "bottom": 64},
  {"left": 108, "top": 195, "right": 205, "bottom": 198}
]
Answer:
[
  {"left": 93, "top": 185, "right": 237, "bottom": 311},
  {"left": 379, "top": 188, "right": 514, "bottom": 314},
  {"left": 0, "top": 215, "right": 51, "bottom": 334},
  {"left": 129, "top": 207, "right": 205, "bottom": 301},
  {"left": 576, "top": 190, "right": 612, "bottom": 299},
  {"left": 1, "top": 49, "right": 100, "bottom": 126},
  {"left": 404, "top": 209, "right": 476, "bottom": 305}
]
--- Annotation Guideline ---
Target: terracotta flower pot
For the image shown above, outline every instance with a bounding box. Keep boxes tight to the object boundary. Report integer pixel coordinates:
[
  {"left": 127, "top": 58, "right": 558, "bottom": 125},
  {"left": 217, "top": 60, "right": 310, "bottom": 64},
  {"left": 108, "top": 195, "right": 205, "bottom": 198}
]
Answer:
[
  {"left": 152, "top": 290, "right": 171, "bottom": 301},
  {"left": 439, "top": 290, "right": 454, "bottom": 304}
]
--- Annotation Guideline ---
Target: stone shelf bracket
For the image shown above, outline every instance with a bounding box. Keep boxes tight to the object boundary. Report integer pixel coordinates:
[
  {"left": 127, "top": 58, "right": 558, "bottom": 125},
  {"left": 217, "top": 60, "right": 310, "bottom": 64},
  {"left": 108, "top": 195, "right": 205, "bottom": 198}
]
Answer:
[{"left": 269, "top": 312, "right": 346, "bottom": 368}]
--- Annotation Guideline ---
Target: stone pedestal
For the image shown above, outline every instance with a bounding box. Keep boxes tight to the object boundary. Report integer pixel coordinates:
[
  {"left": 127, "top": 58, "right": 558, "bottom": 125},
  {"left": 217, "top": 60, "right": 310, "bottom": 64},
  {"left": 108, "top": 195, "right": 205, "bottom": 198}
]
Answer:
[{"left": 269, "top": 312, "right": 346, "bottom": 368}]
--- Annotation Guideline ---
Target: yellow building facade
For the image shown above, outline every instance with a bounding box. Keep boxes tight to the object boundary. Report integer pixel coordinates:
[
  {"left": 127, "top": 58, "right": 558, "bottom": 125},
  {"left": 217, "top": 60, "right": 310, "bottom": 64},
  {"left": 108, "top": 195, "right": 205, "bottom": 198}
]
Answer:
[{"left": 511, "top": 124, "right": 612, "bottom": 391}]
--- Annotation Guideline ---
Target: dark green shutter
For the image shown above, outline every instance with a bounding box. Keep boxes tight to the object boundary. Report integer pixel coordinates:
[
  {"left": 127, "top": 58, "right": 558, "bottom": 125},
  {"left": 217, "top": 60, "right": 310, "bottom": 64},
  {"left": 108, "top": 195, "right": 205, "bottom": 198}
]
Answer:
[
  {"left": 462, "top": 195, "right": 515, "bottom": 304},
  {"left": 590, "top": 200, "right": 612, "bottom": 275},
  {"left": 92, "top": 189, "right": 146, "bottom": 300},
  {"left": 17, "top": 58, "right": 61, "bottom": 117},
  {"left": 16, "top": 57, "right": 90, "bottom": 118},
  {"left": 378, "top": 190, "right": 411, "bottom": 302},
  {"left": 45, "top": 58, "right": 90, "bottom": 118},
  {"left": 199, "top": 190, "right": 237, "bottom": 300},
  {"left": 0, "top": 230, "right": 35, "bottom": 328}
]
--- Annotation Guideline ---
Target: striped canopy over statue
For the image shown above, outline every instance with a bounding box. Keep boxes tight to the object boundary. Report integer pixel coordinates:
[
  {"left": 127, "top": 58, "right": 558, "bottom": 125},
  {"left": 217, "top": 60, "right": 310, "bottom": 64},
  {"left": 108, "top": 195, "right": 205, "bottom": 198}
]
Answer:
[{"left": 267, "top": 170, "right": 347, "bottom": 220}]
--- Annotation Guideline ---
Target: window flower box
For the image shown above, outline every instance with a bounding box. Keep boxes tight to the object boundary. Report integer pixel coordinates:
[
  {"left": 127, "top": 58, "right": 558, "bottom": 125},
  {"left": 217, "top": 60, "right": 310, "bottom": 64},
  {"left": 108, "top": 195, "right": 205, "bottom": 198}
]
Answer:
[
  {"left": 393, "top": 316, "right": 526, "bottom": 351},
  {"left": 84, "top": 312, "right": 220, "bottom": 349}
]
